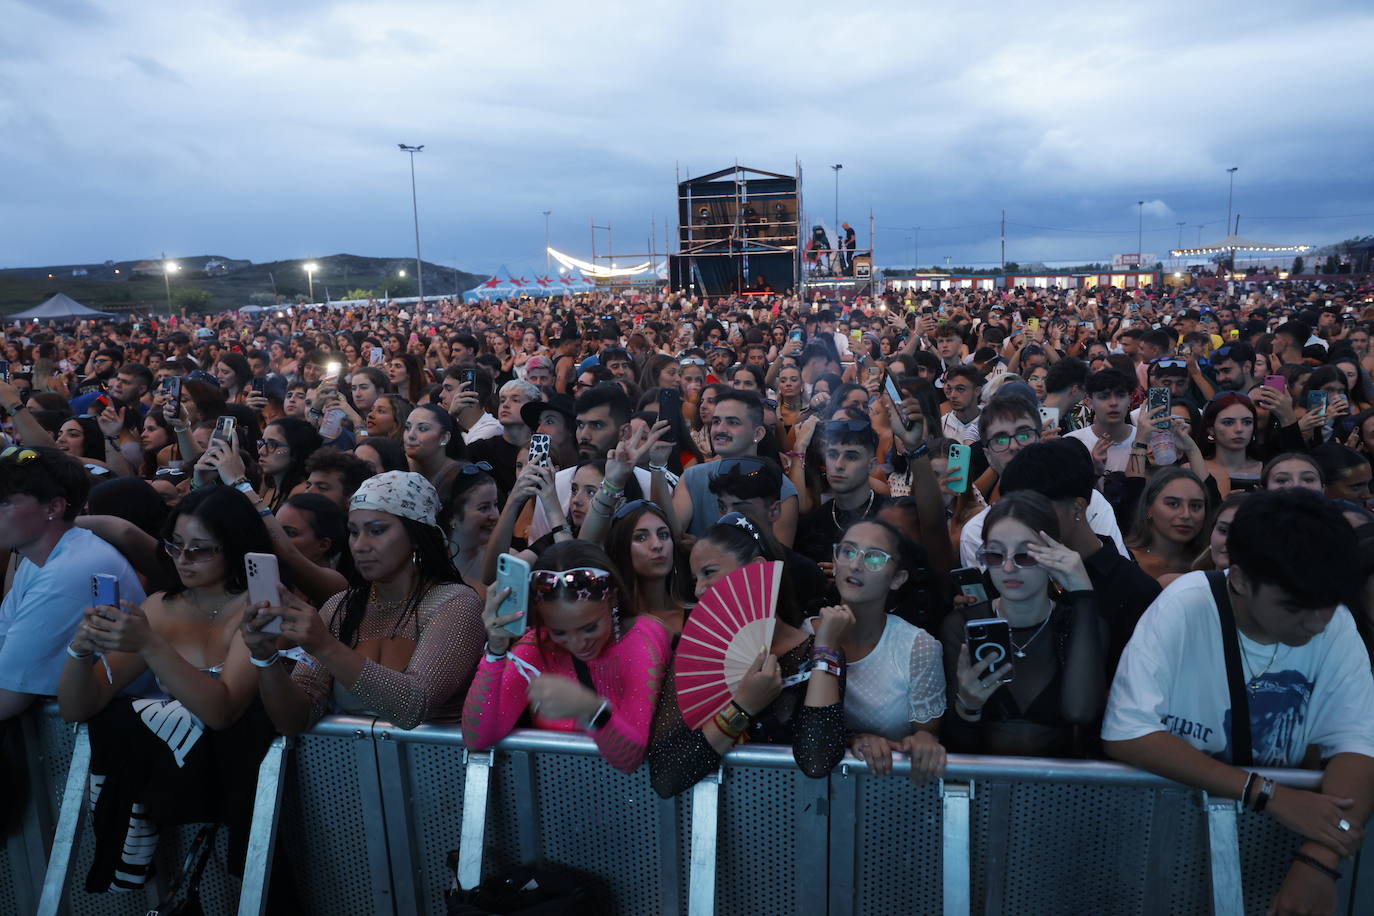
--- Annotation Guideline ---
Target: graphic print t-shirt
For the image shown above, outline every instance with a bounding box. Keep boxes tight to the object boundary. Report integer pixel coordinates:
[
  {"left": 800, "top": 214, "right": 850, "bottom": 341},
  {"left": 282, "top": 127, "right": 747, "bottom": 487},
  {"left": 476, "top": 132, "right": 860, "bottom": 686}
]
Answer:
[{"left": 1102, "top": 571, "right": 1374, "bottom": 767}]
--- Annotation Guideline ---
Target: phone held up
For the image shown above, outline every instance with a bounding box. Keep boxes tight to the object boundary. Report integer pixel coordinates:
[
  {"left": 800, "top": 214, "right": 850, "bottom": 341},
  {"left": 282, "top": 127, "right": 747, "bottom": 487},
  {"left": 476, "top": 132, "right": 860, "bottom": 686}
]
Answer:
[
  {"left": 212, "top": 415, "right": 236, "bottom": 444},
  {"left": 245, "top": 553, "right": 283, "bottom": 634},
  {"left": 883, "top": 372, "right": 914, "bottom": 430},
  {"left": 494, "top": 554, "right": 531, "bottom": 638},
  {"left": 91, "top": 574, "right": 120, "bottom": 610},
  {"left": 951, "top": 567, "right": 989, "bottom": 603},
  {"left": 965, "top": 614, "right": 1013, "bottom": 682},
  {"left": 946, "top": 442, "right": 972, "bottom": 494},
  {"left": 528, "top": 433, "right": 551, "bottom": 468}
]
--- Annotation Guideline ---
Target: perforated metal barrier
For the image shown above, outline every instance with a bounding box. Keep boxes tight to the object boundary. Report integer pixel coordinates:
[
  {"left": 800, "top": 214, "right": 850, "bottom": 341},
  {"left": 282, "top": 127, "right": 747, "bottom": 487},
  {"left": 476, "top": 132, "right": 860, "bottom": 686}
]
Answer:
[{"left": 5, "top": 705, "right": 1371, "bottom": 916}]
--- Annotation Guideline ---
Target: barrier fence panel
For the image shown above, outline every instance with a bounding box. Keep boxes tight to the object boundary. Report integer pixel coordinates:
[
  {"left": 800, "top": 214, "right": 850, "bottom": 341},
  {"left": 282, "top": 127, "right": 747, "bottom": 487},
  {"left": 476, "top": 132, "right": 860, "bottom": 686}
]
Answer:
[{"left": 17, "top": 706, "right": 1374, "bottom": 916}]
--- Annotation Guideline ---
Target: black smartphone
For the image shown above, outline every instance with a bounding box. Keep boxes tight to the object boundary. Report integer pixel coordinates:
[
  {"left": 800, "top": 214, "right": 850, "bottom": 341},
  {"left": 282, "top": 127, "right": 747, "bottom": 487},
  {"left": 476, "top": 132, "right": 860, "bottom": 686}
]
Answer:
[
  {"left": 658, "top": 388, "right": 682, "bottom": 443},
  {"left": 459, "top": 368, "right": 477, "bottom": 388},
  {"left": 966, "top": 614, "right": 1013, "bottom": 682},
  {"left": 164, "top": 376, "right": 182, "bottom": 407},
  {"left": 0, "top": 360, "right": 9, "bottom": 383},
  {"left": 251, "top": 377, "right": 266, "bottom": 395},
  {"left": 951, "top": 567, "right": 989, "bottom": 603},
  {"left": 883, "top": 372, "right": 914, "bottom": 430}
]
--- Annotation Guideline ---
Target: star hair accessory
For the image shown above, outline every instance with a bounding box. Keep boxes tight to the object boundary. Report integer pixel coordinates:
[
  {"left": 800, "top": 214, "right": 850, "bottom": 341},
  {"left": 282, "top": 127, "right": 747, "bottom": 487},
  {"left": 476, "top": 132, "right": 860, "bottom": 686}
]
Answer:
[{"left": 349, "top": 471, "right": 441, "bottom": 528}]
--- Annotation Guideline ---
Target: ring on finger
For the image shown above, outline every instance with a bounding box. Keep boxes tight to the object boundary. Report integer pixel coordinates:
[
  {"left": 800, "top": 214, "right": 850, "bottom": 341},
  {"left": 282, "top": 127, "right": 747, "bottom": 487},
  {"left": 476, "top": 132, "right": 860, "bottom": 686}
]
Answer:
[{"left": 1338, "top": 818, "right": 1351, "bottom": 832}]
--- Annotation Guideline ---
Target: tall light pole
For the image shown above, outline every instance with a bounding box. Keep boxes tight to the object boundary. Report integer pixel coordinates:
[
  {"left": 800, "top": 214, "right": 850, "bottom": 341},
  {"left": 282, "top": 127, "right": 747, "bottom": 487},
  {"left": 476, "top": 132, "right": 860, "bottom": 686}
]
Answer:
[
  {"left": 304, "top": 262, "right": 318, "bottom": 302},
  {"left": 1225, "top": 166, "right": 1239, "bottom": 273},
  {"left": 543, "top": 210, "right": 552, "bottom": 276},
  {"left": 161, "top": 252, "right": 178, "bottom": 317},
  {"left": 831, "top": 164, "right": 842, "bottom": 271},
  {"left": 398, "top": 144, "right": 425, "bottom": 303},
  {"left": 1136, "top": 201, "right": 1145, "bottom": 266}
]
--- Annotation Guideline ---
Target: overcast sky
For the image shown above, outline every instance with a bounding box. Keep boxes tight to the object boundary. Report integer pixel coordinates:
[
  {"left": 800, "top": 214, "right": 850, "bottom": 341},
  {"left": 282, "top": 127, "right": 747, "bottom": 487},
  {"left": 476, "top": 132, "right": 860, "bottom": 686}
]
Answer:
[{"left": 4, "top": 0, "right": 1372, "bottom": 276}]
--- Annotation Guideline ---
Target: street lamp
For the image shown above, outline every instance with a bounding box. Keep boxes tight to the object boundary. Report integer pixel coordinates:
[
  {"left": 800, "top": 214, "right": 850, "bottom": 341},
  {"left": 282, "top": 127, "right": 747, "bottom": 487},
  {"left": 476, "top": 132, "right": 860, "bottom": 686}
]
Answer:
[
  {"left": 830, "top": 164, "right": 842, "bottom": 272},
  {"left": 397, "top": 143, "right": 426, "bottom": 303},
  {"left": 1136, "top": 201, "right": 1144, "bottom": 266},
  {"left": 1225, "top": 166, "right": 1239, "bottom": 271},
  {"left": 161, "top": 252, "right": 178, "bottom": 317},
  {"left": 304, "top": 262, "right": 318, "bottom": 302},
  {"left": 543, "top": 210, "right": 553, "bottom": 275}
]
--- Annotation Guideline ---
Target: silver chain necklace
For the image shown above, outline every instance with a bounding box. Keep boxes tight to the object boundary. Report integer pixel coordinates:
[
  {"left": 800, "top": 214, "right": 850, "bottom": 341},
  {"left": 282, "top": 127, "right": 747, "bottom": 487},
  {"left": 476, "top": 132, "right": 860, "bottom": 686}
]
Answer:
[
  {"left": 997, "top": 600, "right": 1052, "bottom": 657},
  {"left": 831, "top": 488, "right": 875, "bottom": 529}
]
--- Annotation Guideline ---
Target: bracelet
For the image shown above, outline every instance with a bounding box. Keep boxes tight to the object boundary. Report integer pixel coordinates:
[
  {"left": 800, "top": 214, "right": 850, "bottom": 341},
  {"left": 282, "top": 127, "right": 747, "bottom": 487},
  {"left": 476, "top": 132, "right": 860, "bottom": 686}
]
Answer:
[
  {"left": 712, "top": 711, "right": 746, "bottom": 740},
  {"left": 1292, "top": 852, "right": 1342, "bottom": 882},
  {"left": 903, "top": 443, "right": 931, "bottom": 460},
  {"left": 599, "top": 480, "right": 624, "bottom": 497},
  {"left": 649, "top": 463, "right": 668, "bottom": 473},
  {"left": 1241, "top": 771, "right": 1258, "bottom": 809},
  {"left": 483, "top": 643, "right": 508, "bottom": 662},
  {"left": 103, "top": 435, "right": 119, "bottom": 444},
  {"left": 809, "top": 661, "right": 844, "bottom": 678},
  {"left": 66, "top": 645, "right": 94, "bottom": 660},
  {"left": 1253, "top": 777, "right": 1275, "bottom": 812},
  {"left": 549, "top": 523, "right": 570, "bottom": 535},
  {"left": 955, "top": 695, "right": 983, "bottom": 718},
  {"left": 3, "top": 403, "right": 23, "bottom": 413},
  {"left": 785, "top": 450, "right": 804, "bottom": 458},
  {"left": 250, "top": 651, "right": 280, "bottom": 668},
  {"left": 810, "top": 646, "right": 844, "bottom": 668},
  {"left": 258, "top": 506, "right": 273, "bottom": 517}
]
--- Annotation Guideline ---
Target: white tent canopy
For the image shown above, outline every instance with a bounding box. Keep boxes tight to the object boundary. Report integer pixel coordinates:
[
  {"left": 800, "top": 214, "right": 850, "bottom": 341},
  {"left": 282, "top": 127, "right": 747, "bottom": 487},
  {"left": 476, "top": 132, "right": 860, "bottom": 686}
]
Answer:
[
  {"left": 1171, "top": 234, "right": 1310, "bottom": 256},
  {"left": 10, "top": 292, "right": 115, "bottom": 320}
]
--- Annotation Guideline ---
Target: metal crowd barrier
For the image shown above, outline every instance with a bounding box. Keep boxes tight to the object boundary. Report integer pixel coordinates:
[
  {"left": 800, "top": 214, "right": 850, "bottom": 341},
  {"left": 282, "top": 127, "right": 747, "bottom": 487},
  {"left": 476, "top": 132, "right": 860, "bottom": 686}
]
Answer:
[{"left": 3, "top": 704, "right": 1370, "bottom": 915}]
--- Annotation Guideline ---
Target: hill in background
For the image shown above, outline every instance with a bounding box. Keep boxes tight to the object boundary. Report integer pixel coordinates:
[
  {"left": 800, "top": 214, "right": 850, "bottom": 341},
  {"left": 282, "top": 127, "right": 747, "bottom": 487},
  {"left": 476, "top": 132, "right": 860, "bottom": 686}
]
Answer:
[{"left": 0, "top": 253, "right": 485, "bottom": 315}]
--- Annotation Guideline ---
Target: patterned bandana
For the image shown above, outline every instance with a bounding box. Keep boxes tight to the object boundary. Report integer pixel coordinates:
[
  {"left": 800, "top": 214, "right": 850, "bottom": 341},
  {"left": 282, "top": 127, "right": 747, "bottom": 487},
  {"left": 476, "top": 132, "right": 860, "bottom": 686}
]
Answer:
[{"left": 349, "top": 471, "right": 441, "bottom": 528}]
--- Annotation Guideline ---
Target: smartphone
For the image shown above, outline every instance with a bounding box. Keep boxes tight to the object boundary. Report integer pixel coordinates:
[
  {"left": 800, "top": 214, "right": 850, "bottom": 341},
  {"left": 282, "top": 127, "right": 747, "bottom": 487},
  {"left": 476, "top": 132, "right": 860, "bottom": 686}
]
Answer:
[
  {"left": 1147, "top": 387, "right": 1171, "bottom": 431},
  {"left": 91, "top": 394, "right": 111, "bottom": 414},
  {"left": 244, "top": 552, "right": 283, "bottom": 635},
  {"left": 951, "top": 567, "right": 989, "bottom": 603},
  {"left": 946, "top": 442, "right": 971, "bottom": 494},
  {"left": 1308, "top": 391, "right": 1328, "bottom": 416},
  {"left": 0, "top": 360, "right": 9, "bottom": 383},
  {"left": 788, "top": 329, "right": 803, "bottom": 343},
  {"left": 494, "top": 554, "right": 531, "bottom": 638},
  {"left": 212, "top": 415, "right": 236, "bottom": 443},
  {"left": 458, "top": 367, "right": 477, "bottom": 388},
  {"left": 1038, "top": 405, "right": 1060, "bottom": 429},
  {"left": 323, "top": 361, "right": 342, "bottom": 382},
  {"left": 966, "top": 616, "right": 1013, "bottom": 682},
  {"left": 528, "top": 433, "right": 551, "bottom": 468},
  {"left": 319, "top": 407, "right": 345, "bottom": 439},
  {"left": 369, "top": 346, "right": 385, "bottom": 366},
  {"left": 1263, "top": 375, "right": 1286, "bottom": 393},
  {"left": 883, "top": 372, "right": 914, "bottom": 430},
  {"left": 164, "top": 375, "right": 183, "bottom": 407},
  {"left": 250, "top": 377, "right": 266, "bottom": 395},
  {"left": 1027, "top": 317, "right": 1040, "bottom": 332},
  {"left": 91, "top": 573, "right": 120, "bottom": 610}
]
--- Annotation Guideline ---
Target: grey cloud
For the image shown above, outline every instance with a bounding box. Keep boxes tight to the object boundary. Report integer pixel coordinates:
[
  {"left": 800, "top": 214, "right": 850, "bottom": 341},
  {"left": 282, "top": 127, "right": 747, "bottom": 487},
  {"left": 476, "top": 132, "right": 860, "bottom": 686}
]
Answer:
[{"left": 126, "top": 55, "right": 185, "bottom": 84}]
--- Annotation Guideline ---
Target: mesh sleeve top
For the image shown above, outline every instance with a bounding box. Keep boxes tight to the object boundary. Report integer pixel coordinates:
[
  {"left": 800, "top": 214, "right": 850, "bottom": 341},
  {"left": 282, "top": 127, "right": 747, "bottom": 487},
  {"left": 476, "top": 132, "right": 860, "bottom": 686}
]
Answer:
[{"left": 290, "top": 581, "right": 486, "bottom": 729}]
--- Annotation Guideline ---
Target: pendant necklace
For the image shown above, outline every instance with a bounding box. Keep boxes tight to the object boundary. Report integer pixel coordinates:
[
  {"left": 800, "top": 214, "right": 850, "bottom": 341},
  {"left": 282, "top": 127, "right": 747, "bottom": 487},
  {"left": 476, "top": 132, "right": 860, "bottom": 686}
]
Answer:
[
  {"left": 996, "top": 600, "right": 1051, "bottom": 657},
  {"left": 1238, "top": 631, "right": 1281, "bottom": 692},
  {"left": 187, "top": 587, "right": 220, "bottom": 622}
]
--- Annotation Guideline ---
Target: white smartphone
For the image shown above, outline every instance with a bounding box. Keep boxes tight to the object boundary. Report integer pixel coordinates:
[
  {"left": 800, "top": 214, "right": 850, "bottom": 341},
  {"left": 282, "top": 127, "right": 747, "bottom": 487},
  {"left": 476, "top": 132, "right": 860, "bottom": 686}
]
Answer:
[
  {"left": 494, "top": 554, "right": 530, "bottom": 638},
  {"left": 319, "top": 407, "right": 346, "bottom": 439},
  {"left": 245, "top": 552, "right": 283, "bottom": 634},
  {"left": 528, "top": 433, "right": 551, "bottom": 468},
  {"left": 1038, "top": 405, "right": 1060, "bottom": 429}
]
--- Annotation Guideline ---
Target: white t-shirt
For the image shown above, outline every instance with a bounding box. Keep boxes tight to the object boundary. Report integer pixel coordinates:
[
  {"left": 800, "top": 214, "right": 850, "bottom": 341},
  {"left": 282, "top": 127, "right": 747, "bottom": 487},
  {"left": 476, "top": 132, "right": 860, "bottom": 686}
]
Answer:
[
  {"left": 940, "top": 411, "right": 980, "bottom": 446},
  {"left": 959, "top": 489, "right": 1127, "bottom": 568},
  {"left": 1102, "top": 571, "right": 1374, "bottom": 766},
  {"left": 805, "top": 614, "right": 945, "bottom": 741},
  {"left": 1065, "top": 425, "right": 1136, "bottom": 473},
  {"left": 0, "top": 528, "right": 147, "bottom": 697},
  {"left": 460, "top": 412, "right": 503, "bottom": 446}
]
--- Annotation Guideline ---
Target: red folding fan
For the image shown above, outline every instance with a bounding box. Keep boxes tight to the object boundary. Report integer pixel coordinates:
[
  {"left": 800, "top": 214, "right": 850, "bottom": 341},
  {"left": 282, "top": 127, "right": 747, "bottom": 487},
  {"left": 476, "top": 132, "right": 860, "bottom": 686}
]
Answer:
[{"left": 674, "top": 560, "right": 783, "bottom": 730}]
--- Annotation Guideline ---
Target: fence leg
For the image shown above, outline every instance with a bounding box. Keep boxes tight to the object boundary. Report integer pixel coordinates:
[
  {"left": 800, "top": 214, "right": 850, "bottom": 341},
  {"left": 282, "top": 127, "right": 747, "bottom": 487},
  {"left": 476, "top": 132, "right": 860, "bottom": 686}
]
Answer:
[
  {"left": 36, "top": 723, "right": 91, "bottom": 916},
  {"left": 457, "top": 750, "right": 493, "bottom": 892},
  {"left": 941, "top": 779, "right": 974, "bottom": 916},
  {"left": 237, "top": 735, "right": 291, "bottom": 916},
  {"left": 687, "top": 768, "right": 722, "bottom": 916},
  {"left": 1203, "top": 794, "right": 1245, "bottom": 916}
]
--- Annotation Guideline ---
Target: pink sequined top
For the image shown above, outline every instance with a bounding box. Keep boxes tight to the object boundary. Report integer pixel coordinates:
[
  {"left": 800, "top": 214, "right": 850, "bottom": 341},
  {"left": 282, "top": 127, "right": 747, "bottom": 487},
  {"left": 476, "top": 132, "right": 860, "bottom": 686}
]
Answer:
[{"left": 462, "top": 615, "right": 671, "bottom": 773}]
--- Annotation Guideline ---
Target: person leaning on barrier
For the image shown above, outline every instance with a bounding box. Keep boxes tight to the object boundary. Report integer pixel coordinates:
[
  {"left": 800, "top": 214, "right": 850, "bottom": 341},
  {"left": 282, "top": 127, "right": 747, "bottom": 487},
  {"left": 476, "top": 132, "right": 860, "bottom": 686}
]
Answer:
[
  {"left": 648, "top": 512, "right": 847, "bottom": 797},
  {"left": 464, "top": 541, "right": 671, "bottom": 774},
  {"left": 241, "top": 471, "right": 485, "bottom": 732},
  {"left": 0, "top": 445, "right": 145, "bottom": 722},
  {"left": 1103, "top": 489, "right": 1374, "bottom": 916},
  {"left": 59, "top": 486, "right": 273, "bottom": 893}
]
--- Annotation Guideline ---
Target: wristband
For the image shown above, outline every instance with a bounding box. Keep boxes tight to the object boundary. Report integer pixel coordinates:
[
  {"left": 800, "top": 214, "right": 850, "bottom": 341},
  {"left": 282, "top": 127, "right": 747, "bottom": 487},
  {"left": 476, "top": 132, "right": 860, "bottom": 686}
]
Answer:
[
  {"left": 250, "top": 651, "right": 281, "bottom": 668},
  {"left": 1253, "top": 777, "right": 1275, "bottom": 812},
  {"left": 1241, "top": 771, "right": 1258, "bottom": 809},
  {"left": 1292, "top": 852, "right": 1341, "bottom": 882},
  {"left": 549, "top": 523, "right": 570, "bottom": 535},
  {"left": 712, "top": 710, "right": 747, "bottom": 740},
  {"left": 483, "top": 643, "right": 509, "bottom": 662},
  {"left": 955, "top": 695, "right": 983, "bottom": 717},
  {"left": 810, "top": 646, "right": 844, "bottom": 668},
  {"left": 104, "top": 435, "right": 119, "bottom": 444},
  {"left": 903, "top": 443, "right": 931, "bottom": 460},
  {"left": 3, "top": 403, "right": 23, "bottom": 413},
  {"left": 809, "top": 661, "right": 844, "bottom": 678},
  {"left": 258, "top": 506, "right": 274, "bottom": 517},
  {"left": 66, "top": 645, "right": 94, "bottom": 660}
]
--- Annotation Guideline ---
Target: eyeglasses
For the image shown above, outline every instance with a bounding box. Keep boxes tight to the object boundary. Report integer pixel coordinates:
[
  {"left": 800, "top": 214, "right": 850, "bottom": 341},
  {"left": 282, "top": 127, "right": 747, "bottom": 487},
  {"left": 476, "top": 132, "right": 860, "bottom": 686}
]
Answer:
[
  {"left": 530, "top": 567, "right": 613, "bottom": 601},
  {"left": 460, "top": 461, "right": 494, "bottom": 475},
  {"left": 258, "top": 438, "right": 287, "bottom": 453},
  {"left": 163, "top": 540, "right": 223, "bottom": 564},
  {"left": 976, "top": 549, "right": 1040, "bottom": 570},
  {"left": 613, "top": 498, "right": 663, "bottom": 521},
  {"left": 0, "top": 447, "right": 38, "bottom": 465},
  {"left": 834, "top": 542, "right": 894, "bottom": 571},
  {"left": 718, "top": 511, "right": 762, "bottom": 542},
  {"left": 983, "top": 427, "right": 1039, "bottom": 452}
]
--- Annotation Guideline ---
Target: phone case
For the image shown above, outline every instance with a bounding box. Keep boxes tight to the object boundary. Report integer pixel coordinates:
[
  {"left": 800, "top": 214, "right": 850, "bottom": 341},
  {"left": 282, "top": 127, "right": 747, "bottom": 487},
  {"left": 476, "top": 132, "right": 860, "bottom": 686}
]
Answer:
[
  {"left": 528, "top": 434, "right": 551, "bottom": 467},
  {"left": 1038, "top": 406, "right": 1060, "bottom": 429},
  {"left": 966, "top": 616, "right": 1012, "bottom": 680},
  {"left": 883, "top": 373, "right": 914, "bottom": 430},
  {"left": 245, "top": 553, "right": 283, "bottom": 634},
  {"left": 946, "top": 443, "right": 971, "bottom": 494},
  {"left": 1147, "top": 387, "right": 1171, "bottom": 431},
  {"left": 92, "top": 574, "right": 120, "bottom": 609},
  {"left": 495, "top": 554, "right": 530, "bottom": 637},
  {"left": 1263, "top": 375, "right": 1286, "bottom": 392},
  {"left": 951, "top": 567, "right": 988, "bottom": 603},
  {"left": 319, "top": 408, "right": 345, "bottom": 439},
  {"left": 213, "top": 416, "right": 235, "bottom": 442}
]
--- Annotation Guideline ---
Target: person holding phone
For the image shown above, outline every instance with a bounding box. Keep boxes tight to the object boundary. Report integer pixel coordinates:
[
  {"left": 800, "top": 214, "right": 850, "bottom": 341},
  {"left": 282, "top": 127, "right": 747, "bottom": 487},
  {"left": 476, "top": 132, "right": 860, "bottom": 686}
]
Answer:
[
  {"left": 463, "top": 541, "right": 671, "bottom": 774},
  {"left": 58, "top": 486, "right": 270, "bottom": 892},
  {"left": 940, "top": 491, "right": 1106, "bottom": 758},
  {"left": 242, "top": 471, "right": 484, "bottom": 733}
]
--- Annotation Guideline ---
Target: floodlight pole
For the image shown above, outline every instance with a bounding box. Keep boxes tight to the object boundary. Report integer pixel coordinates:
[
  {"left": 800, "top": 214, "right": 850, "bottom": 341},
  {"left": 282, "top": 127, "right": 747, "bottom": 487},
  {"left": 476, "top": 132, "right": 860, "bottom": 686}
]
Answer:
[
  {"left": 543, "top": 210, "right": 552, "bottom": 275},
  {"left": 398, "top": 144, "right": 426, "bottom": 304},
  {"left": 161, "top": 251, "right": 174, "bottom": 317},
  {"left": 1226, "top": 166, "right": 1239, "bottom": 271},
  {"left": 831, "top": 164, "right": 842, "bottom": 272},
  {"left": 1137, "top": 201, "right": 1145, "bottom": 267}
]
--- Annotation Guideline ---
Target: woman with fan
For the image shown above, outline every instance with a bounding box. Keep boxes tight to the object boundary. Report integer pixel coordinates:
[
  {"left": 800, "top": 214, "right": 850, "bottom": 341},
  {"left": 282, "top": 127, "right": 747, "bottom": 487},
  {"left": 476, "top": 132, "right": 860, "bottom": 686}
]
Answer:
[
  {"left": 464, "top": 541, "right": 672, "bottom": 774},
  {"left": 820, "top": 518, "right": 948, "bottom": 782},
  {"left": 648, "top": 512, "right": 849, "bottom": 796}
]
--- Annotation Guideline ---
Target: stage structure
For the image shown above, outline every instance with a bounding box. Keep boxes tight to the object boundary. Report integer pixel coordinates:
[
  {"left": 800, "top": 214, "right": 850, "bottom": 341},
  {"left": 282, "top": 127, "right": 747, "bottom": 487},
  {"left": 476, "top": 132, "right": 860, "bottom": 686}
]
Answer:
[{"left": 669, "top": 164, "right": 802, "bottom": 296}]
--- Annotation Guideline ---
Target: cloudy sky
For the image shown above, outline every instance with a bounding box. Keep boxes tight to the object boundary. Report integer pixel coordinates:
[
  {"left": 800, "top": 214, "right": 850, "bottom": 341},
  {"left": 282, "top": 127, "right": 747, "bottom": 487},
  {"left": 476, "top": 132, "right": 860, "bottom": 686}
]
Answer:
[{"left": 4, "top": 0, "right": 1372, "bottom": 276}]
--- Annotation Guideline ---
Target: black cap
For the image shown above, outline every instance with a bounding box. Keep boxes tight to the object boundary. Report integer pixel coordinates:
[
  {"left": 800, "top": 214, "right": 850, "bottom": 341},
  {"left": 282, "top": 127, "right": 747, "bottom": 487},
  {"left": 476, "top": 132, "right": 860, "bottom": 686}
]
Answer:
[{"left": 520, "top": 393, "right": 576, "bottom": 431}]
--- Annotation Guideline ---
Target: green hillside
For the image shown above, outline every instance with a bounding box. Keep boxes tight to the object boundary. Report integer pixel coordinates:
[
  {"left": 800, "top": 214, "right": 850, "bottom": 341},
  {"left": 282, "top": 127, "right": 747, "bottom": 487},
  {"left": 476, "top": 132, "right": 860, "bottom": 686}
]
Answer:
[{"left": 0, "top": 253, "right": 485, "bottom": 316}]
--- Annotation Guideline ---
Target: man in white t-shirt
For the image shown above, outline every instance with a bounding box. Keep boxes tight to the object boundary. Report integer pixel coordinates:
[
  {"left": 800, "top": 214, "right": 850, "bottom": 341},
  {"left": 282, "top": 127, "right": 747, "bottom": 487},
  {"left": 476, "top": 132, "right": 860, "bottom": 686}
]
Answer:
[
  {"left": 1103, "top": 490, "right": 1374, "bottom": 916},
  {"left": 1065, "top": 367, "right": 1136, "bottom": 473}
]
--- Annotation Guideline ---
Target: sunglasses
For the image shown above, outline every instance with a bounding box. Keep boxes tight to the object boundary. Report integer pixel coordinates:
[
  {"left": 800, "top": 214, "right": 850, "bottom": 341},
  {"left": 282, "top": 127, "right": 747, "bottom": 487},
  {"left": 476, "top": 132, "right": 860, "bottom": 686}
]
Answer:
[
  {"left": 983, "top": 427, "right": 1038, "bottom": 453},
  {"left": 530, "top": 567, "right": 613, "bottom": 602},
  {"left": 153, "top": 467, "right": 187, "bottom": 478},
  {"left": 612, "top": 498, "right": 663, "bottom": 521},
  {"left": 833, "top": 542, "right": 894, "bottom": 571},
  {"left": 1149, "top": 358, "right": 1187, "bottom": 369},
  {"left": 163, "top": 540, "right": 223, "bottom": 564},
  {"left": 825, "top": 419, "right": 874, "bottom": 436},
  {"left": 460, "top": 461, "right": 495, "bottom": 476},
  {"left": 977, "top": 549, "right": 1040, "bottom": 570},
  {"left": 678, "top": 357, "right": 707, "bottom": 367},
  {"left": 0, "top": 446, "right": 39, "bottom": 465}
]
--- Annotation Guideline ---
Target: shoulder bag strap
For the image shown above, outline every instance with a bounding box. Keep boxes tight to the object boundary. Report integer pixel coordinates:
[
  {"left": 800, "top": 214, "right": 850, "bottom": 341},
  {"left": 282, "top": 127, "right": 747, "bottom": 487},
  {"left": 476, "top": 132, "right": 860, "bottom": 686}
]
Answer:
[
  {"left": 1206, "top": 571, "right": 1252, "bottom": 767},
  {"left": 570, "top": 657, "right": 596, "bottom": 692}
]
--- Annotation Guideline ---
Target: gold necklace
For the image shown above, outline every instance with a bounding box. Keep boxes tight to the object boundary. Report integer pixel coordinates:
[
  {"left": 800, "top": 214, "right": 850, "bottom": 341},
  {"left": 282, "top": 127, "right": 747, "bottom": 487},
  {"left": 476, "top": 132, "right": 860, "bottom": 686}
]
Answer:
[
  {"left": 186, "top": 587, "right": 220, "bottom": 622},
  {"left": 1238, "top": 631, "right": 1281, "bottom": 692},
  {"left": 369, "top": 583, "right": 414, "bottom": 615}
]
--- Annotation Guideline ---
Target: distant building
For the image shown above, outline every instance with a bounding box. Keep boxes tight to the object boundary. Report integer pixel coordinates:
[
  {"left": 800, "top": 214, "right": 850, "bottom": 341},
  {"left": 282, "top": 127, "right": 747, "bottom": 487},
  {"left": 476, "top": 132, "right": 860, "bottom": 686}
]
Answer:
[
  {"left": 71, "top": 268, "right": 87, "bottom": 277},
  {"left": 130, "top": 260, "right": 165, "bottom": 276}
]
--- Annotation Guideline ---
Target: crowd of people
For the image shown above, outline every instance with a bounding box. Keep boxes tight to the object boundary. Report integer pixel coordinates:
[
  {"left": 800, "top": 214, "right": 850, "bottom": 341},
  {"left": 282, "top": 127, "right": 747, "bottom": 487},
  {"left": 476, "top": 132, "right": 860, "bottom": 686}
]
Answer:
[{"left": 0, "top": 277, "right": 1372, "bottom": 913}]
